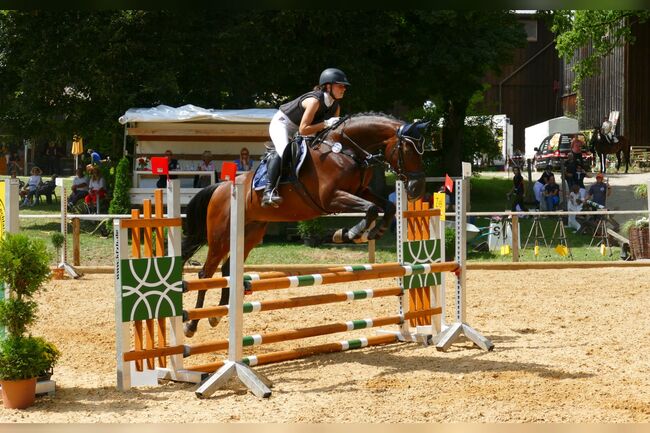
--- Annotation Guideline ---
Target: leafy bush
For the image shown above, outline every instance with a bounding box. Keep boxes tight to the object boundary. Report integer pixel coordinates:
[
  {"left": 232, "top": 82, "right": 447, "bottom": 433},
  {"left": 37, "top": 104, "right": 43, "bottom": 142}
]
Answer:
[
  {"left": 108, "top": 156, "right": 132, "bottom": 216},
  {"left": 0, "top": 336, "right": 59, "bottom": 381},
  {"left": 0, "top": 298, "right": 37, "bottom": 337},
  {"left": 634, "top": 184, "right": 647, "bottom": 200},
  {"left": 621, "top": 217, "right": 649, "bottom": 235},
  {"left": 445, "top": 227, "right": 456, "bottom": 261},
  {"left": 0, "top": 233, "right": 51, "bottom": 299},
  {"left": 297, "top": 218, "right": 325, "bottom": 239}
]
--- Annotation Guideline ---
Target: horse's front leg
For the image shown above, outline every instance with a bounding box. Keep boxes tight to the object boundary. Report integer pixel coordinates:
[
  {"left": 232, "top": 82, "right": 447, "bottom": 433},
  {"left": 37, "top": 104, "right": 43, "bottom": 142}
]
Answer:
[
  {"left": 357, "top": 188, "right": 395, "bottom": 240},
  {"left": 327, "top": 190, "right": 380, "bottom": 243}
]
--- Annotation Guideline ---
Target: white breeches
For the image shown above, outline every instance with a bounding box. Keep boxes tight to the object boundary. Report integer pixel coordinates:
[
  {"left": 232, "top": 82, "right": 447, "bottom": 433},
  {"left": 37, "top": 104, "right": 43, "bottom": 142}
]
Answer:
[{"left": 268, "top": 110, "right": 299, "bottom": 160}]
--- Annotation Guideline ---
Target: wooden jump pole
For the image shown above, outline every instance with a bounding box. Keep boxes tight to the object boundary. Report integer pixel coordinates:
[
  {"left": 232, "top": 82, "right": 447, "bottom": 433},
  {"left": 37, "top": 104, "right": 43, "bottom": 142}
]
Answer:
[
  {"left": 246, "top": 262, "right": 458, "bottom": 292},
  {"left": 183, "top": 262, "right": 403, "bottom": 292},
  {"left": 185, "top": 308, "right": 440, "bottom": 357},
  {"left": 186, "top": 334, "right": 400, "bottom": 374},
  {"left": 184, "top": 286, "right": 404, "bottom": 321}
]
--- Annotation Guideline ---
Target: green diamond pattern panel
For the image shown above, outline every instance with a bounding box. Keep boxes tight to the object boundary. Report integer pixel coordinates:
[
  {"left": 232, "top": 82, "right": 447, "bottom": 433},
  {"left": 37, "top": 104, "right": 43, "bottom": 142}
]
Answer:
[
  {"left": 402, "top": 239, "right": 441, "bottom": 289},
  {"left": 120, "top": 256, "right": 183, "bottom": 322}
]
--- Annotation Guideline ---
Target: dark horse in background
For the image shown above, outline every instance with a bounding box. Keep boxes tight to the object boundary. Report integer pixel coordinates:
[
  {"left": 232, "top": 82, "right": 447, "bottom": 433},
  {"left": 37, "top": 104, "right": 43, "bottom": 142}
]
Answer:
[
  {"left": 181, "top": 113, "right": 429, "bottom": 337},
  {"left": 590, "top": 127, "right": 631, "bottom": 174}
]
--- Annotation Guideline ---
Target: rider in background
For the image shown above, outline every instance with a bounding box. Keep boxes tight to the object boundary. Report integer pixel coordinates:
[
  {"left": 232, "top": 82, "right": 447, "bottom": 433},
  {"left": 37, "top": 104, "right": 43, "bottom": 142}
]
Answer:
[
  {"left": 264, "top": 67, "right": 350, "bottom": 208},
  {"left": 601, "top": 116, "right": 618, "bottom": 144}
]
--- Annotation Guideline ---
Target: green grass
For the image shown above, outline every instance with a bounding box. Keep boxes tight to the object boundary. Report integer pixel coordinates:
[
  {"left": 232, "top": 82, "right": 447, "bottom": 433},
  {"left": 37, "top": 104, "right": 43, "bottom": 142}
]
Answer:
[{"left": 3, "top": 173, "right": 625, "bottom": 267}]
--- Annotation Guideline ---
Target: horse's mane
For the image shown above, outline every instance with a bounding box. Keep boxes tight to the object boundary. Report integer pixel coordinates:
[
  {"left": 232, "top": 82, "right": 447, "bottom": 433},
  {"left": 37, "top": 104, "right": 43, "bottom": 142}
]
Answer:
[{"left": 347, "top": 111, "right": 401, "bottom": 122}]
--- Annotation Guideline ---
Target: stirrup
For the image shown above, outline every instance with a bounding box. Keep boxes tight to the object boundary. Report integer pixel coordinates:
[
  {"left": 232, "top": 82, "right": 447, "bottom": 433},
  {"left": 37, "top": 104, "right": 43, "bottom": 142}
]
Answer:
[{"left": 261, "top": 189, "right": 282, "bottom": 208}]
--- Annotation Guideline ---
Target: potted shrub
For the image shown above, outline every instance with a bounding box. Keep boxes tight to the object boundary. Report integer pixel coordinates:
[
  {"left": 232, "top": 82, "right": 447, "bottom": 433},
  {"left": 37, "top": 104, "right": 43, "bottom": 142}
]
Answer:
[
  {"left": 50, "top": 232, "right": 65, "bottom": 279},
  {"left": 0, "top": 233, "right": 59, "bottom": 409},
  {"left": 297, "top": 218, "right": 325, "bottom": 247}
]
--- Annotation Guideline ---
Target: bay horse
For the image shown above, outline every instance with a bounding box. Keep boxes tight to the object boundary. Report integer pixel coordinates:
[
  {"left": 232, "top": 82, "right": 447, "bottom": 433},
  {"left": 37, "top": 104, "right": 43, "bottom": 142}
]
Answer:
[
  {"left": 181, "top": 113, "right": 429, "bottom": 337},
  {"left": 590, "top": 127, "right": 630, "bottom": 174}
]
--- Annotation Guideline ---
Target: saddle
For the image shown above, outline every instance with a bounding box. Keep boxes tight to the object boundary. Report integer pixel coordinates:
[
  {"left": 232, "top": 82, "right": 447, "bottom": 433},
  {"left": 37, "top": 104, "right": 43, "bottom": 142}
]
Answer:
[{"left": 252, "top": 138, "right": 308, "bottom": 191}]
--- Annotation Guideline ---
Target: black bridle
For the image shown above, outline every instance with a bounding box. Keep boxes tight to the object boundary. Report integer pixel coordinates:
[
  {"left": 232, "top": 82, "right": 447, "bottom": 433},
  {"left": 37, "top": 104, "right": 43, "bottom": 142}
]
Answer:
[{"left": 319, "top": 118, "right": 426, "bottom": 182}]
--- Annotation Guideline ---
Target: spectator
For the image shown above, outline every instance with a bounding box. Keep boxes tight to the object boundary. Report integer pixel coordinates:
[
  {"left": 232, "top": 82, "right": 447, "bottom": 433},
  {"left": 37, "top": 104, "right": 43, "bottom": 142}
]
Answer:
[
  {"left": 564, "top": 152, "right": 577, "bottom": 188},
  {"left": 44, "top": 142, "right": 61, "bottom": 175},
  {"left": 194, "top": 150, "right": 216, "bottom": 188},
  {"left": 567, "top": 183, "right": 583, "bottom": 232},
  {"left": 235, "top": 147, "right": 254, "bottom": 172},
  {"left": 543, "top": 174, "right": 560, "bottom": 211},
  {"left": 85, "top": 166, "right": 107, "bottom": 211},
  {"left": 586, "top": 172, "right": 611, "bottom": 207},
  {"left": 508, "top": 167, "right": 528, "bottom": 212},
  {"left": 574, "top": 163, "right": 589, "bottom": 197},
  {"left": 537, "top": 164, "right": 553, "bottom": 186},
  {"left": 8, "top": 151, "right": 22, "bottom": 174},
  {"left": 533, "top": 178, "right": 546, "bottom": 210},
  {"left": 87, "top": 148, "right": 103, "bottom": 165},
  {"left": 570, "top": 135, "right": 583, "bottom": 164},
  {"left": 68, "top": 167, "right": 89, "bottom": 208},
  {"left": 20, "top": 166, "right": 42, "bottom": 207},
  {"left": 156, "top": 149, "right": 180, "bottom": 188}
]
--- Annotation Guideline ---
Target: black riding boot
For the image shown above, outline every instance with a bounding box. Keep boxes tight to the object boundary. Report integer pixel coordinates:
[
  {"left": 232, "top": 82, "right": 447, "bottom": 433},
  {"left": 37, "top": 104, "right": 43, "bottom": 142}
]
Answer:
[{"left": 261, "top": 153, "right": 283, "bottom": 208}]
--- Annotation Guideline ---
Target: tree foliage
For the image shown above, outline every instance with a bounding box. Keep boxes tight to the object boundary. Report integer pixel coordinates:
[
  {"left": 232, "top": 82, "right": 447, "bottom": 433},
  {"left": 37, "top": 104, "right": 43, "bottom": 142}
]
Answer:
[
  {"left": 0, "top": 10, "right": 526, "bottom": 173},
  {"left": 551, "top": 10, "right": 650, "bottom": 89}
]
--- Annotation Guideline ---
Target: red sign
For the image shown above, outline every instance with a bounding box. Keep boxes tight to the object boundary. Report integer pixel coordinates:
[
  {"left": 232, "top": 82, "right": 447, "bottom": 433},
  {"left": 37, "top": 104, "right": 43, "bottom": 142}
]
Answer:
[
  {"left": 221, "top": 162, "right": 237, "bottom": 181},
  {"left": 151, "top": 157, "right": 169, "bottom": 175}
]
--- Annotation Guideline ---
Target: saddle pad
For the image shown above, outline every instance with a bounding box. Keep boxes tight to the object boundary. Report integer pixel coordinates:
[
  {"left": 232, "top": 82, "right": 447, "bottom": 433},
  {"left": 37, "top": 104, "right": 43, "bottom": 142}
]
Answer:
[{"left": 252, "top": 140, "right": 308, "bottom": 191}]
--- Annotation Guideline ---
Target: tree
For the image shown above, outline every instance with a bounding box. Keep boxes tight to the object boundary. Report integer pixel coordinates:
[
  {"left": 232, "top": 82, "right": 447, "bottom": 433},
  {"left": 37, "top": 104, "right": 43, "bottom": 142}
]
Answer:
[
  {"left": 551, "top": 10, "right": 650, "bottom": 89},
  {"left": 0, "top": 11, "right": 525, "bottom": 175}
]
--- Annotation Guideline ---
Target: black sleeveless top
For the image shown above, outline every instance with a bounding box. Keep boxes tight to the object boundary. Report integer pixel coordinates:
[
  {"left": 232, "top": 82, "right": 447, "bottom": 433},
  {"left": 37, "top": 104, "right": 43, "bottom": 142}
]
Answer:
[{"left": 279, "top": 90, "right": 340, "bottom": 126}]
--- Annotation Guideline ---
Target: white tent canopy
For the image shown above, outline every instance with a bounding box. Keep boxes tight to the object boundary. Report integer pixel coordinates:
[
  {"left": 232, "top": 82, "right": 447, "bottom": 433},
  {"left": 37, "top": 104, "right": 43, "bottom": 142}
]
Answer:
[{"left": 118, "top": 104, "right": 277, "bottom": 124}]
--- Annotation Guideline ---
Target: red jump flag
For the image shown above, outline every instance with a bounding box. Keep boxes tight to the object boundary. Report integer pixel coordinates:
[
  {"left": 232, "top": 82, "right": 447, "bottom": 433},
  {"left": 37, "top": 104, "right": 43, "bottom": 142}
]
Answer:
[
  {"left": 444, "top": 174, "right": 454, "bottom": 193},
  {"left": 221, "top": 162, "right": 237, "bottom": 181}
]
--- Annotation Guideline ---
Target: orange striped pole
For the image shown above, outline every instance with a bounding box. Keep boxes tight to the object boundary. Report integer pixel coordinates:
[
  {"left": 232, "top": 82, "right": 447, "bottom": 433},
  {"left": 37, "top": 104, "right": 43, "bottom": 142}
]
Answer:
[{"left": 186, "top": 334, "right": 399, "bottom": 373}]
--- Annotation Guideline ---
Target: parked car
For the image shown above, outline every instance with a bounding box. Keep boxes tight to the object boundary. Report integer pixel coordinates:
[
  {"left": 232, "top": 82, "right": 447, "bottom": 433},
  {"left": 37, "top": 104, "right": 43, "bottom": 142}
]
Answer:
[{"left": 533, "top": 132, "right": 593, "bottom": 171}]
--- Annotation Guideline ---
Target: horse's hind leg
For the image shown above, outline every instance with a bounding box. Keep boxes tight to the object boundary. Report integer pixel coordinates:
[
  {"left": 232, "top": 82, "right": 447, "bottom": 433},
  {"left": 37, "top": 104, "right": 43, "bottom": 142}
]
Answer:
[
  {"left": 184, "top": 244, "right": 227, "bottom": 338},
  {"left": 208, "top": 221, "right": 269, "bottom": 313}
]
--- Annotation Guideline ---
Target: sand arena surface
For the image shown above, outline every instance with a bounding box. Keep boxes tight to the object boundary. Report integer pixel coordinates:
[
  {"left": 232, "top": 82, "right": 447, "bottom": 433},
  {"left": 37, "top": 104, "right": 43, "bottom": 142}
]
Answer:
[{"left": 2, "top": 267, "right": 650, "bottom": 422}]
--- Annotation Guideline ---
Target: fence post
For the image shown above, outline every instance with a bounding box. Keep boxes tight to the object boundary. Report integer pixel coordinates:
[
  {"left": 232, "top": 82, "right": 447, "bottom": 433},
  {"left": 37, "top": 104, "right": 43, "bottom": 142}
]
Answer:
[
  {"left": 368, "top": 239, "right": 375, "bottom": 263},
  {"left": 512, "top": 214, "right": 519, "bottom": 262},
  {"left": 72, "top": 218, "right": 80, "bottom": 266}
]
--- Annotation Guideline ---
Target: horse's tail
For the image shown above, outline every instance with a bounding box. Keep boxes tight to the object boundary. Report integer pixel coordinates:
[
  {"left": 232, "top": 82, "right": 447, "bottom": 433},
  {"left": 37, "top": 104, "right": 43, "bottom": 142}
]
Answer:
[{"left": 181, "top": 184, "right": 219, "bottom": 263}]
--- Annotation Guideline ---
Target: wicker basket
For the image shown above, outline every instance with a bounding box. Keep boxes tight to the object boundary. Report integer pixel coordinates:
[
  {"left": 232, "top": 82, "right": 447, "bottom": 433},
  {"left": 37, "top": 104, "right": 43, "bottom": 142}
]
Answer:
[{"left": 629, "top": 227, "right": 650, "bottom": 259}]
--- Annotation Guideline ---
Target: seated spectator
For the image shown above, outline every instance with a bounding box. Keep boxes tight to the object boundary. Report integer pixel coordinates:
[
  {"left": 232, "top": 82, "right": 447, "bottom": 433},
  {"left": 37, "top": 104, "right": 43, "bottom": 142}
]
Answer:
[
  {"left": 36, "top": 174, "right": 58, "bottom": 204},
  {"left": 543, "top": 174, "right": 560, "bottom": 211},
  {"left": 156, "top": 149, "right": 180, "bottom": 188},
  {"left": 194, "top": 150, "right": 216, "bottom": 188},
  {"left": 20, "top": 166, "right": 42, "bottom": 207},
  {"left": 85, "top": 166, "right": 107, "bottom": 211},
  {"left": 68, "top": 168, "right": 89, "bottom": 208},
  {"left": 567, "top": 183, "right": 583, "bottom": 232},
  {"left": 235, "top": 147, "right": 254, "bottom": 172},
  {"left": 533, "top": 179, "right": 546, "bottom": 210}
]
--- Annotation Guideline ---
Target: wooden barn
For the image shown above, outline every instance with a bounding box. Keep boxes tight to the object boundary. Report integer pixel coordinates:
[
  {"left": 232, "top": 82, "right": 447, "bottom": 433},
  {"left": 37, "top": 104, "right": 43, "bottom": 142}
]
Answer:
[
  {"left": 561, "top": 19, "right": 650, "bottom": 148},
  {"left": 480, "top": 12, "right": 563, "bottom": 155}
]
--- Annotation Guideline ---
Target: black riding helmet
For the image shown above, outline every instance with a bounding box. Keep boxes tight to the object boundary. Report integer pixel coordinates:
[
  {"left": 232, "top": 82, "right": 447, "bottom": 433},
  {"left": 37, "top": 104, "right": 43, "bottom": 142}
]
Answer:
[{"left": 319, "top": 68, "right": 351, "bottom": 87}]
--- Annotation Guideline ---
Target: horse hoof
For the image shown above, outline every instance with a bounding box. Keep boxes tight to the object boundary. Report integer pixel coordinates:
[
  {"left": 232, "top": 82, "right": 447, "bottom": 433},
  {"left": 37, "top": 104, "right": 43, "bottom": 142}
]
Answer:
[
  {"left": 184, "top": 323, "right": 196, "bottom": 338},
  {"left": 332, "top": 229, "right": 344, "bottom": 243},
  {"left": 208, "top": 317, "right": 221, "bottom": 328}
]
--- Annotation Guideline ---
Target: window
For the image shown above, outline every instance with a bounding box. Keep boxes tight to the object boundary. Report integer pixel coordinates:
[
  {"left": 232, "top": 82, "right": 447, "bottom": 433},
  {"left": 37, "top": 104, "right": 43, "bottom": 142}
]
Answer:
[{"left": 521, "top": 20, "right": 538, "bottom": 42}]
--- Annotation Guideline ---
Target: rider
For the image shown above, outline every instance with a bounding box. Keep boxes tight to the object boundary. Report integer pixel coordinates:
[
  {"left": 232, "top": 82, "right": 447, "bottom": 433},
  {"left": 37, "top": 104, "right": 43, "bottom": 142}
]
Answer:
[
  {"left": 263, "top": 67, "right": 350, "bottom": 207},
  {"left": 601, "top": 115, "right": 618, "bottom": 144}
]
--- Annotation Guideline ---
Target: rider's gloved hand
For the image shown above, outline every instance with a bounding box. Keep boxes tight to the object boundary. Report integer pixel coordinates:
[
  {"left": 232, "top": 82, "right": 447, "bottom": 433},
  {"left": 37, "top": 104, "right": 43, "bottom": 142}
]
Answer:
[{"left": 324, "top": 117, "right": 340, "bottom": 128}]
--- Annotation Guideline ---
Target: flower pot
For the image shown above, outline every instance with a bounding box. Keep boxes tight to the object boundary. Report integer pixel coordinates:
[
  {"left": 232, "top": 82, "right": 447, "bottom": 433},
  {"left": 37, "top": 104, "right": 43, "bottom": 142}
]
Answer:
[
  {"left": 51, "top": 268, "right": 65, "bottom": 280},
  {"left": 1, "top": 377, "right": 37, "bottom": 409}
]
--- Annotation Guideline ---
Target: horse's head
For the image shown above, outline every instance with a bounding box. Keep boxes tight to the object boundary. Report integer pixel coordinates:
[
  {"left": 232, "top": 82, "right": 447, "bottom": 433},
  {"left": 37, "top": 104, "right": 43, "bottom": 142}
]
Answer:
[{"left": 326, "top": 114, "right": 427, "bottom": 200}]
